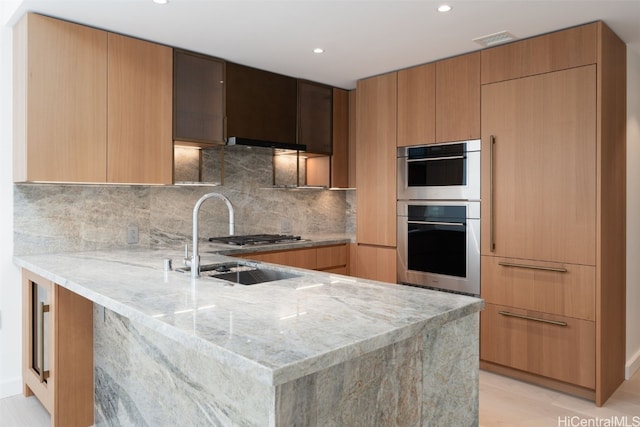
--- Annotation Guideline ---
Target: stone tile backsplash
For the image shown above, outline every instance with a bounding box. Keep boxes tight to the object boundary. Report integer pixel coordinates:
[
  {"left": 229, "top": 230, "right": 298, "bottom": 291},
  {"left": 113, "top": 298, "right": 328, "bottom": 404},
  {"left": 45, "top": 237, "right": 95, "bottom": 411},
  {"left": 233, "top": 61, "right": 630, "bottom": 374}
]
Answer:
[{"left": 14, "top": 146, "right": 354, "bottom": 255}]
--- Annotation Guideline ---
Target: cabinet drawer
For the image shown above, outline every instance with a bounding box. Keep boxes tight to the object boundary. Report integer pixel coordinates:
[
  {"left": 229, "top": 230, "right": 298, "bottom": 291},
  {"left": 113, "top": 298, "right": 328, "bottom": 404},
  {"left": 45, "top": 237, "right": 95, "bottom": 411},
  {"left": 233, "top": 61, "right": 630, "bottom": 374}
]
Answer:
[
  {"left": 253, "top": 248, "right": 317, "bottom": 270},
  {"left": 481, "top": 256, "right": 595, "bottom": 321},
  {"left": 316, "top": 245, "right": 347, "bottom": 270},
  {"left": 481, "top": 303, "right": 595, "bottom": 389}
]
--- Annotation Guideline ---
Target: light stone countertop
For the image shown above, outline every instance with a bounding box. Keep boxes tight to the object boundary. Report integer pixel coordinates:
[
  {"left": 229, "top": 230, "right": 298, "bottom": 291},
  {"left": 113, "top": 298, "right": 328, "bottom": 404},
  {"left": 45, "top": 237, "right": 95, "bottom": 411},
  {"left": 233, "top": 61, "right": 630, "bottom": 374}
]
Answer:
[{"left": 14, "top": 239, "right": 483, "bottom": 387}]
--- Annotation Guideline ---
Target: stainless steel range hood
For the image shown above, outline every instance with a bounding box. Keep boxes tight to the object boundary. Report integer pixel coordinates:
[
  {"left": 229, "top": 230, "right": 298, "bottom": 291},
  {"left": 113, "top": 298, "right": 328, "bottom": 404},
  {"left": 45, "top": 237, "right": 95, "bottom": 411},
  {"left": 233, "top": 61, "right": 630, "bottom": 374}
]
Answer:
[{"left": 226, "top": 137, "right": 306, "bottom": 152}]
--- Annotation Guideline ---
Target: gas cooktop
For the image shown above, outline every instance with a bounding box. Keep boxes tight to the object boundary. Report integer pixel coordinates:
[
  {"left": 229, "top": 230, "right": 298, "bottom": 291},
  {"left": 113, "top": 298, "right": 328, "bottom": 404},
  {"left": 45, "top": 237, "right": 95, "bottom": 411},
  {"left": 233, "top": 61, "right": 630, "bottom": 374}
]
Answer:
[{"left": 208, "top": 234, "right": 302, "bottom": 246}]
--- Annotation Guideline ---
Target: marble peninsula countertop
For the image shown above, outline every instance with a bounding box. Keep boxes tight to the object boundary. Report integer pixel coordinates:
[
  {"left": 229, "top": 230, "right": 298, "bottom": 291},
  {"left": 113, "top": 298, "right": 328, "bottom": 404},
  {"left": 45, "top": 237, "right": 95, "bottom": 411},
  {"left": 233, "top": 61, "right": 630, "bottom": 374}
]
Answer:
[{"left": 14, "top": 236, "right": 483, "bottom": 387}]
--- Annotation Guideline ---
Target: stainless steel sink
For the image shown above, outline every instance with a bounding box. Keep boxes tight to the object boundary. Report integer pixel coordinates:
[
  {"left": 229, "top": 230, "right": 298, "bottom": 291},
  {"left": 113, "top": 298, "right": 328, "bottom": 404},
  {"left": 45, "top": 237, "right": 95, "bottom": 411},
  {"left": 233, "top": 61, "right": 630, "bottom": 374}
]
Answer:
[{"left": 176, "top": 261, "right": 300, "bottom": 285}]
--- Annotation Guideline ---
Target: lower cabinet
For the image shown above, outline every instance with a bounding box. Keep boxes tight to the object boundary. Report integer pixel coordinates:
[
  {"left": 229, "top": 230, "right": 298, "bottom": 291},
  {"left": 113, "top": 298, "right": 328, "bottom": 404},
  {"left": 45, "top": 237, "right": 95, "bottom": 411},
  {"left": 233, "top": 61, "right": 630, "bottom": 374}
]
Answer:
[
  {"left": 22, "top": 269, "right": 93, "bottom": 427},
  {"left": 352, "top": 244, "right": 397, "bottom": 283},
  {"left": 480, "top": 256, "right": 598, "bottom": 399},
  {"left": 235, "top": 244, "right": 349, "bottom": 274},
  {"left": 481, "top": 303, "right": 595, "bottom": 390}
]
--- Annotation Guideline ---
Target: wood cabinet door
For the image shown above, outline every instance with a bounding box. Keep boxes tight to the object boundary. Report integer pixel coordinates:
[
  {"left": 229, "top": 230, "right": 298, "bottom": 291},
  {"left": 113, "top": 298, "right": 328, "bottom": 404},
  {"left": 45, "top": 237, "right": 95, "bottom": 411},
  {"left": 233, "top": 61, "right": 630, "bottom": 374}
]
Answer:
[
  {"left": 435, "top": 52, "right": 480, "bottom": 143},
  {"left": 481, "top": 65, "right": 597, "bottom": 265},
  {"left": 14, "top": 13, "right": 107, "bottom": 183},
  {"left": 298, "top": 80, "right": 333, "bottom": 154},
  {"left": 397, "top": 63, "right": 435, "bottom": 147},
  {"left": 107, "top": 33, "right": 173, "bottom": 184},
  {"left": 316, "top": 245, "right": 348, "bottom": 270},
  {"left": 481, "top": 303, "right": 595, "bottom": 389},
  {"left": 481, "top": 23, "right": 597, "bottom": 84},
  {"left": 356, "top": 72, "right": 397, "bottom": 247},
  {"left": 226, "top": 62, "right": 298, "bottom": 145},
  {"left": 331, "top": 88, "right": 350, "bottom": 188},
  {"left": 173, "top": 50, "right": 225, "bottom": 145},
  {"left": 22, "top": 270, "right": 94, "bottom": 426},
  {"left": 353, "top": 244, "right": 397, "bottom": 283},
  {"left": 481, "top": 256, "right": 596, "bottom": 321}
]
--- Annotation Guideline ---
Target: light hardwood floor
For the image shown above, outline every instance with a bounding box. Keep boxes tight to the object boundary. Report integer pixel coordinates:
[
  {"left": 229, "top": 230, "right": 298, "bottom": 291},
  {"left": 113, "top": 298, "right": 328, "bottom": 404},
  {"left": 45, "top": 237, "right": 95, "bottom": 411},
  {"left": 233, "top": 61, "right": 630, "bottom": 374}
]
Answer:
[
  {"left": 480, "top": 370, "right": 640, "bottom": 426},
  {"left": 1, "top": 370, "right": 639, "bottom": 426}
]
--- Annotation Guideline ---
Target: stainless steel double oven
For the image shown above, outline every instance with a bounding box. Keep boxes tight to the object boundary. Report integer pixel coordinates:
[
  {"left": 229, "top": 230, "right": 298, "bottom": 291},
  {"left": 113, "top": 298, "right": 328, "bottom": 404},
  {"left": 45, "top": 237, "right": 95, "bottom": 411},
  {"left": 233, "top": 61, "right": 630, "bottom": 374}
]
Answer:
[{"left": 397, "top": 139, "right": 481, "bottom": 295}]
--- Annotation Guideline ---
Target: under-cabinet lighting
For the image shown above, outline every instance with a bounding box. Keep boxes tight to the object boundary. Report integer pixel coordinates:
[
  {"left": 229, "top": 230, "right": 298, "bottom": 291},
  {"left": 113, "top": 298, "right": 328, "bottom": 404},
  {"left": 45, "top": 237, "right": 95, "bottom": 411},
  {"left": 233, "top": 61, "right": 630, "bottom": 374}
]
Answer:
[
  {"left": 313, "top": 48, "right": 324, "bottom": 54},
  {"left": 153, "top": 0, "right": 169, "bottom": 4},
  {"left": 437, "top": 4, "right": 452, "bottom": 12}
]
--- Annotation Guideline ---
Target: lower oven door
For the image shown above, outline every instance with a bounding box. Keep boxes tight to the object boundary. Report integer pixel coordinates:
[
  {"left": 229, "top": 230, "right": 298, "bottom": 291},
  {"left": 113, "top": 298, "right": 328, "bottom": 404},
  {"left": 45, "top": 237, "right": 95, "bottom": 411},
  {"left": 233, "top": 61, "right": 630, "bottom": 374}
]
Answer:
[{"left": 397, "top": 200, "right": 480, "bottom": 295}]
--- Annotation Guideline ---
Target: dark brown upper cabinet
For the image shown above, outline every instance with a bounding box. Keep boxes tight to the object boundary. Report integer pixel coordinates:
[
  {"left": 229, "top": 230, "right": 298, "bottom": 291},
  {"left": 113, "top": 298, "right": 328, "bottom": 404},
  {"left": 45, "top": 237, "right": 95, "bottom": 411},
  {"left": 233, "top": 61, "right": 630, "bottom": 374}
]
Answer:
[
  {"left": 226, "top": 62, "right": 298, "bottom": 146},
  {"left": 298, "top": 80, "right": 333, "bottom": 155},
  {"left": 173, "top": 49, "right": 225, "bottom": 146}
]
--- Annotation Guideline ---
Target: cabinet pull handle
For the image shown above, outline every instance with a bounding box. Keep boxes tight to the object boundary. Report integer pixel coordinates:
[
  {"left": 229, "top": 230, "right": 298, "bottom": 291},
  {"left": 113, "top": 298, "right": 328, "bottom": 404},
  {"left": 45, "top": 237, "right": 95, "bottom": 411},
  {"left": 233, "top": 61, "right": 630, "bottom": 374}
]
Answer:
[
  {"left": 408, "top": 220, "right": 465, "bottom": 227},
  {"left": 489, "top": 135, "right": 496, "bottom": 252},
  {"left": 498, "top": 261, "right": 568, "bottom": 273},
  {"left": 38, "top": 303, "right": 50, "bottom": 383},
  {"left": 498, "top": 310, "right": 568, "bottom": 327}
]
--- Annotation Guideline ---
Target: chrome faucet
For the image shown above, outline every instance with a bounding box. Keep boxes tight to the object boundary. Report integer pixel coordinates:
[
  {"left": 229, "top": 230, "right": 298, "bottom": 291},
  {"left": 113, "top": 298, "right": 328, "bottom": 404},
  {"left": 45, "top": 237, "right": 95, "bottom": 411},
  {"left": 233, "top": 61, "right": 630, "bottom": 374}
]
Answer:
[{"left": 186, "top": 192, "right": 234, "bottom": 278}]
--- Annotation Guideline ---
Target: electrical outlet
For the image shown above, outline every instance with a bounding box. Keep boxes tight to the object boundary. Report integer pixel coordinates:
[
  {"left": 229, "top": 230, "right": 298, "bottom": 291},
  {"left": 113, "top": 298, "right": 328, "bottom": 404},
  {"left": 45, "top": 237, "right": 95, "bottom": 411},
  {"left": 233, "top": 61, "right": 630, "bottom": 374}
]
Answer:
[
  {"left": 280, "top": 219, "right": 292, "bottom": 234},
  {"left": 127, "top": 225, "right": 139, "bottom": 244}
]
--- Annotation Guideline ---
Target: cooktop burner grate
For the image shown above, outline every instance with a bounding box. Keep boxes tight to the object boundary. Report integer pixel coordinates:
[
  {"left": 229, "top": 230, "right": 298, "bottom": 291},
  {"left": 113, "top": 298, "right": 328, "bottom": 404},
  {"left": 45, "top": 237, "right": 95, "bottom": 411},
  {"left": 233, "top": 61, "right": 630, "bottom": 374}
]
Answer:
[{"left": 208, "top": 234, "right": 302, "bottom": 246}]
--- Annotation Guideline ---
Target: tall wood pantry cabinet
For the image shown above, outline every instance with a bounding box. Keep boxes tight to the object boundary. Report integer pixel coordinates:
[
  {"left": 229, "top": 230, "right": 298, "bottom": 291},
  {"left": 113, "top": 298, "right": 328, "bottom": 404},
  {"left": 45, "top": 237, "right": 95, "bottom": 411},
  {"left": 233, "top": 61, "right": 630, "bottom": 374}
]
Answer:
[
  {"left": 354, "top": 72, "right": 397, "bottom": 283},
  {"left": 13, "top": 13, "right": 173, "bottom": 185},
  {"left": 479, "top": 21, "right": 626, "bottom": 406}
]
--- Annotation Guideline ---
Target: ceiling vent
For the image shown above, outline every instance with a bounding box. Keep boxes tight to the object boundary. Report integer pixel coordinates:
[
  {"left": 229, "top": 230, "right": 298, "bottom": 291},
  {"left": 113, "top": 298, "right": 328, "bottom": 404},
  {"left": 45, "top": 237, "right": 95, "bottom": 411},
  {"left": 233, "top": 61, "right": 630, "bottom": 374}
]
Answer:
[{"left": 473, "top": 31, "right": 517, "bottom": 47}]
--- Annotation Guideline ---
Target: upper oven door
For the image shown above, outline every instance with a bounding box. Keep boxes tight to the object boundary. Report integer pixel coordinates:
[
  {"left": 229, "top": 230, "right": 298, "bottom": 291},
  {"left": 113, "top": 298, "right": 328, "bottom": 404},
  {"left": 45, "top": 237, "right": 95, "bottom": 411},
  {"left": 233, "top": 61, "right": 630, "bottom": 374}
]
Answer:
[{"left": 397, "top": 139, "right": 481, "bottom": 201}]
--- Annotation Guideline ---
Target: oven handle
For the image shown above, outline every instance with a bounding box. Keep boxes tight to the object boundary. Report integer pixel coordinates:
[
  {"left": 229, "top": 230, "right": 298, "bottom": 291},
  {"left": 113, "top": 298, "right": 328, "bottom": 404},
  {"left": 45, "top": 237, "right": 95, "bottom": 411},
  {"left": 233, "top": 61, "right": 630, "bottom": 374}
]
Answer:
[
  {"left": 489, "top": 135, "right": 496, "bottom": 252},
  {"left": 407, "top": 155, "right": 465, "bottom": 162},
  {"left": 408, "top": 220, "right": 465, "bottom": 227}
]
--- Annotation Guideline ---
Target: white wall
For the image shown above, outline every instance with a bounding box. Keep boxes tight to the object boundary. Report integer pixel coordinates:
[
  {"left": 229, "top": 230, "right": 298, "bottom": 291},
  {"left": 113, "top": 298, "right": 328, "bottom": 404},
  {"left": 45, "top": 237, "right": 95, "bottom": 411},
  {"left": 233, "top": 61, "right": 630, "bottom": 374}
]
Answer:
[
  {"left": 0, "top": 2, "right": 22, "bottom": 399},
  {"left": 626, "top": 48, "right": 640, "bottom": 380}
]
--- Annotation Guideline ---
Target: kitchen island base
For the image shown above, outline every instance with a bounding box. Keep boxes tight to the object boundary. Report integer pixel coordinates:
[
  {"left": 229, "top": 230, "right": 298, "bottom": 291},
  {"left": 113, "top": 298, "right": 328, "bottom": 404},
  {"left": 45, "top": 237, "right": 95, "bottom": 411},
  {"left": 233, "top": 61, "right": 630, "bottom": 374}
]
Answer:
[{"left": 94, "top": 306, "right": 479, "bottom": 426}]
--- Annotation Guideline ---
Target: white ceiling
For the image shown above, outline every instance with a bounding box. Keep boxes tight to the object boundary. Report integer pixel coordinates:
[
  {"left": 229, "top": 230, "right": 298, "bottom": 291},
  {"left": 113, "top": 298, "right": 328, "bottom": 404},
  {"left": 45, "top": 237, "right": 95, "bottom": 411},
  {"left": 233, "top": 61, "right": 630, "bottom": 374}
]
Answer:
[{"left": 4, "top": 0, "right": 640, "bottom": 89}]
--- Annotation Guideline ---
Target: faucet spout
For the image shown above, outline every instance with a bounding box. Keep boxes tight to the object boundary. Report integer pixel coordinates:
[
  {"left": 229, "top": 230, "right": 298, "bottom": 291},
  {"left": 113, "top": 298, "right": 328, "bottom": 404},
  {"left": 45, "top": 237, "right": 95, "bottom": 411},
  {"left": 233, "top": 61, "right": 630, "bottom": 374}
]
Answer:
[{"left": 191, "top": 192, "right": 234, "bottom": 278}]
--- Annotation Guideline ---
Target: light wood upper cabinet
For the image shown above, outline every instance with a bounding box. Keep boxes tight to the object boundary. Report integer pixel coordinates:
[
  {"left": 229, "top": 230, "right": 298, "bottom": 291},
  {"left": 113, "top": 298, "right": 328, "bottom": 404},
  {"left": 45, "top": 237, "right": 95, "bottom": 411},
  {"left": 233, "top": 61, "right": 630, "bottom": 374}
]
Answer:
[
  {"left": 397, "top": 51, "right": 480, "bottom": 146},
  {"left": 481, "top": 65, "right": 597, "bottom": 265},
  {"left": 481, "top": 23, "right": 597, "bottom": 84},
  {"left": 356, "top": 72, "right": 397, "bottom": 247},
  {"left": 435, "top": 52, "right": 480, "bottom": 142},
  {"left": 13, "top": 13, "right": 108, "bottom": 183},
  {"left": 107, "top": 33, "right": 173, "bottom": 184},
  {"left": 14, "top": 13, "right": 173, "bottom": 185},
  {"left": 397, "top": 63, "right": 435, "bottom": 147}
]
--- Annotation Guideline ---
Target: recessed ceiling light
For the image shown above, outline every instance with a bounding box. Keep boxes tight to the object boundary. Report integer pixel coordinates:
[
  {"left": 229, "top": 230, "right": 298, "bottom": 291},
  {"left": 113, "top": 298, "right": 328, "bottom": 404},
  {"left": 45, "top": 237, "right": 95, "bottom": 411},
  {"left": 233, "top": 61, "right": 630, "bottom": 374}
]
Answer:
[
  {"left": 313, "top": 48, "right": 324, "bottom": 54},
  {"left": 437, "top": 5, "right": 452, "bottom": 12},
  {"left": 153, "top": 0, "right": 168, "bottom": 4}
]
